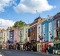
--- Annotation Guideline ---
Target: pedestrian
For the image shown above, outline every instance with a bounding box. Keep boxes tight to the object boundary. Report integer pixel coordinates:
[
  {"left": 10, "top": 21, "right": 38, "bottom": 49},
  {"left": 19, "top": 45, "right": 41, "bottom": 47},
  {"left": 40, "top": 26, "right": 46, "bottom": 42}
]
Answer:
[
  {"left": 16, "top": 43, "right": 20, "bottom": 50},
  {"left": 47, "top": 45, "right": 53, "bottom": 54},
  {"left": 46, "top": 47, "right": 48, "bottom": 54},
  {"left": 13, "top": 44, "right": 16, "bottom": 50}
]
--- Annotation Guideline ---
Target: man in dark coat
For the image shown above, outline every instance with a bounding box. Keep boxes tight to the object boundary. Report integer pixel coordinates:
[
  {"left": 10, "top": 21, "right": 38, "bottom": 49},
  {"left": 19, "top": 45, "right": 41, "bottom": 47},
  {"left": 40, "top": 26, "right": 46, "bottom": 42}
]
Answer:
[
  {"left": 16, "top": 43, "right": 20, "bottom": 50},
  {"left": 48, "top": 45, "right": 53, "bottom": 54}
]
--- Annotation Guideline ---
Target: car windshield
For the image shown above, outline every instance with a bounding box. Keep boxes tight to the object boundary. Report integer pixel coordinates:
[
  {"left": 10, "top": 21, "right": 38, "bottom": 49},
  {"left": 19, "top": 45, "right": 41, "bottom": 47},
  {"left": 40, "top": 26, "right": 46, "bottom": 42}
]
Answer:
[{"left": 54, "top": 43, "right": 60, "bottom": 50}]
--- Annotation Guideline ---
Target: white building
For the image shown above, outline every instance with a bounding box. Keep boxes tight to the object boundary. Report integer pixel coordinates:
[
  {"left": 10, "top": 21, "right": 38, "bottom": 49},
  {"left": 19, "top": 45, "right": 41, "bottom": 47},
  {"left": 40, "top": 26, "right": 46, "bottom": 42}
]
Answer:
[
  {"left": 19, "top": 25, "right": 29, "bottom": 50},
  {"left": 3, "top": 29, "right": 10, "bottom": 43},
  {"left": 37, "top": 22, "right": 42, "bottom": 42},
  {"left": 0, "top": 30, "right": 3, "bottom": 43}
]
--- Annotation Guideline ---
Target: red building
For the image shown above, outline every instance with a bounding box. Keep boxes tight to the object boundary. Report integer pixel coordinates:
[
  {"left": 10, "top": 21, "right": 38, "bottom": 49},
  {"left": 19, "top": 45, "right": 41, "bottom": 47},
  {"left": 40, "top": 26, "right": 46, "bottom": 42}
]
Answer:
[
  {"left": 28, "top": 16, "right": 43, "bottom": 51},
  {"left": 41, "top": 42, "right": 53, "bottom": 53},
  {"left": 29, "top": 16, "right": 43, "bottom": 43}
]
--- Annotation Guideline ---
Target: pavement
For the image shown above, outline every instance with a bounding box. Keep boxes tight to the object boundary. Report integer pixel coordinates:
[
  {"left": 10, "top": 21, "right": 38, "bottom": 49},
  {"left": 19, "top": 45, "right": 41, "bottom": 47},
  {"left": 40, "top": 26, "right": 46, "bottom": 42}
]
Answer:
[{"left": 0, "top": 50, "right": 60, "bottom": 56}]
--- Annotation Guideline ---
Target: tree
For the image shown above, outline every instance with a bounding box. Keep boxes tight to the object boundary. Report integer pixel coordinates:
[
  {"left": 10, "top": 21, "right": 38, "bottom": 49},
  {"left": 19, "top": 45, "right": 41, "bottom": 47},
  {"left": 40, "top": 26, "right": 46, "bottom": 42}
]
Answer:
[{"left": 13, "top": 21, "right": 27, "bottom": 28}]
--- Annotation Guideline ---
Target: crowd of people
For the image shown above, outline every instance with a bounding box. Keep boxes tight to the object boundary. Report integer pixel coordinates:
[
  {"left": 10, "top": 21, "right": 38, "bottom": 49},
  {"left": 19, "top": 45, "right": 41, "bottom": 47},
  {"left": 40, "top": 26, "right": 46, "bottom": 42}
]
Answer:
[
  {"left": 0, "top": 42, "right": 54, "bottom": 54},
  {"left": 0, "top": 42, "right": 20, "bottom": 50},
  {"left": 7, "top": 43, "right": 20, "bottom": 50}
]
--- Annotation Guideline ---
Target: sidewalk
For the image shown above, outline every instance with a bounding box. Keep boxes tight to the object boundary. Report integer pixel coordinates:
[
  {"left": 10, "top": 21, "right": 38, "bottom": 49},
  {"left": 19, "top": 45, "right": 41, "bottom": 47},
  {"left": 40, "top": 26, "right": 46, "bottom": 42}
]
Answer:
[{"left": 32, "top": 51, "right": 60, "bottom": 56}]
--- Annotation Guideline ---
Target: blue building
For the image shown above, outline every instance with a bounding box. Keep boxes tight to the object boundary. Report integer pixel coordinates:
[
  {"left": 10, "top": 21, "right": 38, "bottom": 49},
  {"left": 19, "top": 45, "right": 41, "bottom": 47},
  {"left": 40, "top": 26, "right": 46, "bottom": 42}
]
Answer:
[
  {"left": 42, "top": 20, "right": 48, "bottom": 42},
  {"left": 48, "top": 19, "right": 54, "bottom": 42},
  {"left": 41, "top": 18, "right": 54, "bottom": 42},
  {"left": 9, "top": 30, "right": 14, "bottom": 43}
]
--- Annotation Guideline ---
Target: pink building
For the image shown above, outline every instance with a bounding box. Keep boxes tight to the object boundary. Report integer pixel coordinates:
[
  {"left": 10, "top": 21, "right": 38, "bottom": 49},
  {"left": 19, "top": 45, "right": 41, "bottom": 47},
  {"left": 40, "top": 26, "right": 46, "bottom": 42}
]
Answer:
[{"left": 14, "top": 28, "right": 19, "bottom": 43}]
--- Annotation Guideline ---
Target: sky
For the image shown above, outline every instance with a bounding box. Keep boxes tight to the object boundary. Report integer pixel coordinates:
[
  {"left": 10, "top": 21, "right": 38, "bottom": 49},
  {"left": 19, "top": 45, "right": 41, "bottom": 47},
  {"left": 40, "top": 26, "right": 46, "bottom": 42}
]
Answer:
[{"left": 0, "top": 0, "right": 60, "bottom": 29}]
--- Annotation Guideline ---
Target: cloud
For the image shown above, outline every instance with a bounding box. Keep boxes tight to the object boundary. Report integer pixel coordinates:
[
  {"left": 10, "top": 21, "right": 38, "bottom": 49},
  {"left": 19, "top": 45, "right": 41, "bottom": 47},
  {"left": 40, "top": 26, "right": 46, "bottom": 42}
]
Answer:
[
  {"left": 0, "top": 0, "right": 16, "bottom": 12},
  {"left": 0, "top": 18, "right": 15, "bottom": 29},
  {"left": 14, "top": 0, "right": 56, "bottom": 13}
]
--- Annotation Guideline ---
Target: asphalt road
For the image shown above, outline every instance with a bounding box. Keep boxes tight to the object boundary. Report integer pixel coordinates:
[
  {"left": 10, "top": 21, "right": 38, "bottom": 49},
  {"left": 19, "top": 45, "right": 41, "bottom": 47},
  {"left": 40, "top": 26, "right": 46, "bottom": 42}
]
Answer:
[{"left": 0, "top": 50, "right": 60, "bottom": 56}]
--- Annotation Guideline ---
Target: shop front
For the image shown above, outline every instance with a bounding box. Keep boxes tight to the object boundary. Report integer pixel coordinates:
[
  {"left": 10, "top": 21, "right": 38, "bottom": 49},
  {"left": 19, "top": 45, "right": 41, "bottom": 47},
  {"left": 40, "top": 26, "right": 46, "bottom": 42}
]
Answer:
[
  {"left": 37, "top": 42, "right": 41, "bottom": 52},
  {"left": 41, "top": 42, "right": 53, "bottom": 53}
]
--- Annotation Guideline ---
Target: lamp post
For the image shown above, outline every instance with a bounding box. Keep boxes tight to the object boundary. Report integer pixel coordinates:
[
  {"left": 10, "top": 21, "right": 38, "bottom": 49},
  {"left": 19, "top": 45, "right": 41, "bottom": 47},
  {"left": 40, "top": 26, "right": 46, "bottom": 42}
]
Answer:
[{"left": 36, "top": 10, "right": 40, "bottom": 17}]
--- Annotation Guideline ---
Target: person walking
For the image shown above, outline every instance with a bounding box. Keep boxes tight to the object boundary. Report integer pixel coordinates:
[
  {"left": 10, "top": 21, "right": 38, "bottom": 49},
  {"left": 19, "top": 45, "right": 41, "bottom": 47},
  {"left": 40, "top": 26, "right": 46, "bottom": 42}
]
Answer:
[
  {"left": 16, "top": 43, "right": 20, "bottom": 50},
  {"left": 47, "top": 45, "right": 53, "bottom": 54}
]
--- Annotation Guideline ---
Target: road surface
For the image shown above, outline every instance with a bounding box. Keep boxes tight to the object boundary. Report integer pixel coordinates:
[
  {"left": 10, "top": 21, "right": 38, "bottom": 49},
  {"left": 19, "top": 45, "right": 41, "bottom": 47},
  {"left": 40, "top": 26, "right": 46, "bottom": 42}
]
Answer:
[{"left": 0, "top": 50, "right": 60, "bottom": 56}]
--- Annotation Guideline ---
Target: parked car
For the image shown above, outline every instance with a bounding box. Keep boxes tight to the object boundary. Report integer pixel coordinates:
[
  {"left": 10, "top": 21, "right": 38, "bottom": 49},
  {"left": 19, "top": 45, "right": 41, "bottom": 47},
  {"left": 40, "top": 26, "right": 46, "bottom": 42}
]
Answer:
[{"left": 53, "top": 41, "right": 60, "bottom": 55}]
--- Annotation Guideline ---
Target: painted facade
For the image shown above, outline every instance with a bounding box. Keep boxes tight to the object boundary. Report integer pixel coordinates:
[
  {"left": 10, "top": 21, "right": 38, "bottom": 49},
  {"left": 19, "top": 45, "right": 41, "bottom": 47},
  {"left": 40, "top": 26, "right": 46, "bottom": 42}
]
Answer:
[
  {"left": 3, "top": 30, "right": 7, "bottom": 43},
  {"left": 37, "top": 23, "right": 42, "bottom": 41},
  {"left": 9, "top": 30, "right": 14, "bottom": 42},
  {"left": 42, "top": 20, "right": 48, "bottom": 42},
  {"left": 53, "top": 12, "right": 60, "bottom": 40},
  {"left": 19, "top": 25, "right": 29, "bottom": 50},
  {"left": 0, "top": 30, "right": 3, "bottom": 43},
  {"left": 29, "top": 16, "right": 43, "bottom": 43},
  {"left": 6, "top": 29, "right": 10, "bottom": 41},
  {"left": 42, "top": 18, "right": 54, "bottom": 42},
  {"left": 28, "top": 17, "right": 44, "bottom": 52},
  {"left": 19, "top": 25, "right": 29, "bottom": 44},
  {"left": 14, "top": 28, "right": 19, "bottom": 43},
  {"left": 0, "top": 29, "right": 10, "bottom": 44},
  {"left": 48, "top": 19, "right": 54, "bottom": 42}
]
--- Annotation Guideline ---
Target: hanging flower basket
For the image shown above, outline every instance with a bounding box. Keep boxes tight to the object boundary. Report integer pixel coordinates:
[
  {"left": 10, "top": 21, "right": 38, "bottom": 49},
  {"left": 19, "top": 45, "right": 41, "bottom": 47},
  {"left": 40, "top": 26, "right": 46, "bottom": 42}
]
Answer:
[
  {"left": 54, "top": 37, "right": 58, "bottom": 41},
  {"left": 51, "top": 36, "right": 53, "bottom": 39},
  {"left": 39, "top": 36, "right": 44, "bottom": 40}
]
